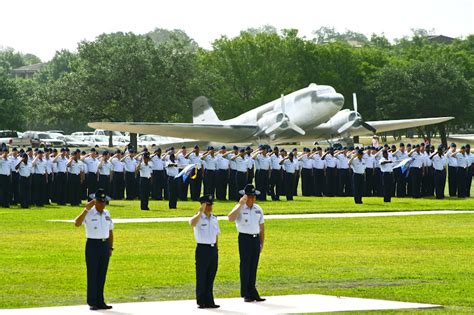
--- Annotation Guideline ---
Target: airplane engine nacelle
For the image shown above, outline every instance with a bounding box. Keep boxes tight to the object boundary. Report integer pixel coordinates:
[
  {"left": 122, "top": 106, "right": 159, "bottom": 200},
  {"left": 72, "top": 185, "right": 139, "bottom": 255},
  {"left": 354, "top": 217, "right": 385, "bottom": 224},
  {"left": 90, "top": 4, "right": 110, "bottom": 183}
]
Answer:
[
  {"left": 328, "top": 110, "right": 359, "bottom": 129},
  {"left": 258, "top": 112, "right": 287, "bottom": 133}
]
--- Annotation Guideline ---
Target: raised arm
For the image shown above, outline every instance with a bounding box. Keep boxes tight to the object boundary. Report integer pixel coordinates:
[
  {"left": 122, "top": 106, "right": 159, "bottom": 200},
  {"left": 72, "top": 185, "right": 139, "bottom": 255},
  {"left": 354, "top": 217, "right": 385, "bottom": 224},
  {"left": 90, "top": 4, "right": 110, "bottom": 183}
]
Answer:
[
  {"left": 189, "top": 204, "right": 205, "bottom": 227},
  {"left": 228, "top": 195, "right": 247, "bottom": 222}
]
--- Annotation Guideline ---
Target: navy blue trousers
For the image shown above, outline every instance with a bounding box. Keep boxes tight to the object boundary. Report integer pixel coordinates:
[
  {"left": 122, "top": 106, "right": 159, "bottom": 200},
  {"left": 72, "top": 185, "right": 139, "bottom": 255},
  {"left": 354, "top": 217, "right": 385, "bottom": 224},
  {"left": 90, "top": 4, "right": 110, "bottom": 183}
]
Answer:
[
  {"left": 238, "top": 233, "right": 261, "bottom": 299},
  {"left": 195, "top": 244, "right": 218, "bottom": 306},
  {"left": 85, "top": 239, "right": 110, "bottom": 307}
]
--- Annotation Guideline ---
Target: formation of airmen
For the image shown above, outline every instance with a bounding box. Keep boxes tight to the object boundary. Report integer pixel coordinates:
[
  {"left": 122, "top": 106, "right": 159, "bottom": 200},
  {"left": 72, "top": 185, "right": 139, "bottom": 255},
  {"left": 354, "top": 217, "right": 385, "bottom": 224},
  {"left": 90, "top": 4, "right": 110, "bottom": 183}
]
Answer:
[{"left": 0, "top": 141, "right": 472, "bottom": 209}]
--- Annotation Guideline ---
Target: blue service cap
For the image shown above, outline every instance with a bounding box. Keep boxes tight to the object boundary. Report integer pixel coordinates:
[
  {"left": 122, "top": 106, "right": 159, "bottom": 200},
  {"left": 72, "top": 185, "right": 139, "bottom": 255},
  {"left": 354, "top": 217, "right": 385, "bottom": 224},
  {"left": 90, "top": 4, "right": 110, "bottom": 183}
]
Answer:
[
  {"left": 450, "top": 143, "right": 457, "bottom": 147},
  {"left": 220, "top": 145, "right": 226, "bottom": 150},
  {"left": 233, "top": 145, "right": 239, "bottom": 150}
]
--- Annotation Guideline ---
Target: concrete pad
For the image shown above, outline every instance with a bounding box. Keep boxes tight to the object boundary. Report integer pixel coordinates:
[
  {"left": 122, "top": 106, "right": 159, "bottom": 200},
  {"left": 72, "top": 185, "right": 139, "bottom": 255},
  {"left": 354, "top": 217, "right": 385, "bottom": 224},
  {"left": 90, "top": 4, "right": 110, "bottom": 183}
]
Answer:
[
  {"left": 49, "top": 210, "right": 473, "bottom": 224},
  {"left": 0, "top": 294, "right": 441, "bottom": 314}
]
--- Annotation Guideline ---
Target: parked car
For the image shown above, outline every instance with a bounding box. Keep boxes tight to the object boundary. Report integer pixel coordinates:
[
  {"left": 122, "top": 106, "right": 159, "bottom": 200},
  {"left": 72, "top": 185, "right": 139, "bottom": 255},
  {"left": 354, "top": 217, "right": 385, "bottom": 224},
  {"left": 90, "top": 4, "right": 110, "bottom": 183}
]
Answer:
[
  {"left": 62, "top": 136, "right": 89, "bottom": 147},
  {"left": 83, "top": 136, "right": 125, "bottom": 147},
  {"left": 21, "top": 131, "right": 65, "bottom": 147},
  {"left": 0, "top": 130, "right": 31, "bottom": 147},
  {"left": 47, "top": 130, "right": 65, "bottom": 135},
  {"left": 70, "top": 131, "right": 94, "bottom": 140},
  {"left": 93, "top": 129, "right": 129, "bottom": 143}
]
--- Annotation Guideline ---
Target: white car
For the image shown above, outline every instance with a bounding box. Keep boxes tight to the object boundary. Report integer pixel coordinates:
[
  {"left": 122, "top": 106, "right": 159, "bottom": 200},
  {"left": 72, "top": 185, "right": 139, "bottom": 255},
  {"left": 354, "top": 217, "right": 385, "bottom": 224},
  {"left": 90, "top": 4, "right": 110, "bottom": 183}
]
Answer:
[
  {"left": 137, "top": 134, "right": 197, "bottom": 148},
  {"left": 0, "top": 130, "right": 30, "bottom": 147},
  {"left": 71, "top": 131, "right": 94, "bottom": 141},
  {"left": 62, "top": 136, "right": 90, "bottom": 147},
  {"left": 83, "top": 136, "right": 125, "bottom": 148},
  {"left": 93, "top": 129, "right": 129, "bottom": 143}
]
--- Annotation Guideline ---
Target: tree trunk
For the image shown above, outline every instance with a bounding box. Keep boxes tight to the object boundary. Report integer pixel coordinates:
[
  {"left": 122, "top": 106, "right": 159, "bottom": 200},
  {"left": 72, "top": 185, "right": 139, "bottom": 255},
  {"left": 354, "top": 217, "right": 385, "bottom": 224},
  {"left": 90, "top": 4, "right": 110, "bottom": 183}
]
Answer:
[
  {"left": 439, "top": 124, "right": 447, "bottom": 148},
  {"left": 109, "top": 132, "right": 113, "bottom": 148},
  {"left": 130, "top": 133, "right": 138, "bottom": 150}
]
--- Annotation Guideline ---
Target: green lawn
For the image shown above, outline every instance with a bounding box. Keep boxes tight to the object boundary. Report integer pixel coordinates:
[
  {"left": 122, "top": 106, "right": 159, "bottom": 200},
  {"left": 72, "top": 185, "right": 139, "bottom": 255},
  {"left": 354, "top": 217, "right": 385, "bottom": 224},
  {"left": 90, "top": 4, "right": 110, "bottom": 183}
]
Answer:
[{"left": 1, "top": 198, "right": 474, "bottom": 313}]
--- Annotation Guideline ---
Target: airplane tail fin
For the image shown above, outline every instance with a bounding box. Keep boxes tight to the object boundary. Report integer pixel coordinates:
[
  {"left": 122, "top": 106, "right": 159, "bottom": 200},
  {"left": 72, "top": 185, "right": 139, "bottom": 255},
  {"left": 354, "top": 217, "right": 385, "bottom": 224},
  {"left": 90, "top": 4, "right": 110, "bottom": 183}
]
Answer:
[{"left": 192, "top": 96, "right": 220, "bottom": 124}]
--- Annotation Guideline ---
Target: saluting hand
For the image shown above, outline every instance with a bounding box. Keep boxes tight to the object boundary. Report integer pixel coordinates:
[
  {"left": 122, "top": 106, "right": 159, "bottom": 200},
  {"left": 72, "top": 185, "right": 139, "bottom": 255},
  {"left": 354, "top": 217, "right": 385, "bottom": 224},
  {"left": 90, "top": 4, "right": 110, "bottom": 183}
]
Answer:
[
  {"left": 239, "top": 195, "right": 247, "bottom": 206},
  {"left": 85, "top": 199, "right": 96, "bottom": 210}
]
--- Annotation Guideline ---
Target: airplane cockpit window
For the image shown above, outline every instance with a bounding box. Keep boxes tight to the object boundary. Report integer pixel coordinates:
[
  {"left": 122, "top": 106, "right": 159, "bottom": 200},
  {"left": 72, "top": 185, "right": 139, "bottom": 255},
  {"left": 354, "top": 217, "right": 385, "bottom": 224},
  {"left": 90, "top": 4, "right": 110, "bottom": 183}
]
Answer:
[{"left": 315, "top": 86, "right": 336, "bottom": 95}]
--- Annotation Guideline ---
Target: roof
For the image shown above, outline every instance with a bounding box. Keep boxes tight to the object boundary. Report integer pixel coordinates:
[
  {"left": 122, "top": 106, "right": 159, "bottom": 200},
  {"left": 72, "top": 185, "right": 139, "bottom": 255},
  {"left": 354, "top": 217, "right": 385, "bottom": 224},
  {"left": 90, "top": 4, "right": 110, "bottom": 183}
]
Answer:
[
  {"left": 426, "top": 35, "right": 455, "bottom": 44},
  {"left": 11, "top": 63, "right": 45, "bottom": 73}
]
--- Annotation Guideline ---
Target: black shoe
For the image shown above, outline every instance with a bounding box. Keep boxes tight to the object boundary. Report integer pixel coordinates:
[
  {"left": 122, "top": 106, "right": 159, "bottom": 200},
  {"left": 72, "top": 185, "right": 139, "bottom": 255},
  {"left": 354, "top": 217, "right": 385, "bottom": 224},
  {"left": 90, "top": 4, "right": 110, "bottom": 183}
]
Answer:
[
  {"left": 89, "top": 305, "right": 98, "bottom": 311},
  {"left": 97, "top": 304, "right": 112, "bottom": 309},
  {"left": 244, "top": 297, "right": 255, "bottom": 302},
  {"left": 208, "top": 304, "right": 220, "bottom": 308},
  {"left": 254, "top": 297, "right": 266, "bottom": 302},
  {"left": 198, "top": 304, "right": 206, "bottom": 309},
  {"left": 141, "top": 208, "right": 150, "bottom": 211}
]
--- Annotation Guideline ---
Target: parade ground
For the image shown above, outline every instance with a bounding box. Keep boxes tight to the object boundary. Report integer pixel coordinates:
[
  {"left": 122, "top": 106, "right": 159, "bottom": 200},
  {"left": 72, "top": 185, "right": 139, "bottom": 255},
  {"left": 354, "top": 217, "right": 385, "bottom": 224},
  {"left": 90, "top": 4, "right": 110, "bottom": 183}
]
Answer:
[{"left": 1, "top": 196, "right": 474, "bottom": 314}]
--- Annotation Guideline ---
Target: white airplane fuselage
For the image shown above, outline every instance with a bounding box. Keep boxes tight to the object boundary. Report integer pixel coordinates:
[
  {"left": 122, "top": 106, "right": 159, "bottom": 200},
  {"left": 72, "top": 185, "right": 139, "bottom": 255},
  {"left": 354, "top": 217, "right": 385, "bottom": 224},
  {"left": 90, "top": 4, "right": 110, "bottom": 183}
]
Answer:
[{"left": 211, "top": 83, "right": 344, "bottom": 143}]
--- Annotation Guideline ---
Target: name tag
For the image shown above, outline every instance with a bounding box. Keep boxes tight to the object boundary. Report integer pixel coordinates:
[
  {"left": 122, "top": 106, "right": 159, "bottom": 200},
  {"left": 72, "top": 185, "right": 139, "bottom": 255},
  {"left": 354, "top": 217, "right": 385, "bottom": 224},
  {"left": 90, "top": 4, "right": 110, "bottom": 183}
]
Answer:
[
  {"left": 91, "top": 219, "right": 98, "bottom": 222},
  {"left": 105, "top": 216, "right": 111, "bottom": 221},
  {"left": 255, "top": 211, "right": 262, "bottom": 214}
]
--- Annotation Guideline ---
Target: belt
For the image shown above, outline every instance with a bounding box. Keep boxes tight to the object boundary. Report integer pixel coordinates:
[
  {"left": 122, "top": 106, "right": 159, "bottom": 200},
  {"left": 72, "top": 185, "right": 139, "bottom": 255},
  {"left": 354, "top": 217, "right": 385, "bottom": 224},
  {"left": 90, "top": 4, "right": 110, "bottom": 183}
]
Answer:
[
  {"left": 197, "top": 243, "right": 216, "bottom": 247},
  {"left": 87, "top": 238, "right": 109, "bottom": 242},
  {"left": 239, "top": 233, "right": 259, "bottom": 238}
]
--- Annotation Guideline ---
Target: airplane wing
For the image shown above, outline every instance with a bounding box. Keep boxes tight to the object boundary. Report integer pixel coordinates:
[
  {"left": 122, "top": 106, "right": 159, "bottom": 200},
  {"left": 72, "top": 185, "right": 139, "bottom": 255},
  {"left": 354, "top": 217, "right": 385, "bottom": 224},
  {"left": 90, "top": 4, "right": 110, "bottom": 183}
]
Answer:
[
  {"left": 348, "top": 117, "right": 454, "bottom": 136},
  {"left": 88, "top": 122, "right": 258, "bottom": 143}
]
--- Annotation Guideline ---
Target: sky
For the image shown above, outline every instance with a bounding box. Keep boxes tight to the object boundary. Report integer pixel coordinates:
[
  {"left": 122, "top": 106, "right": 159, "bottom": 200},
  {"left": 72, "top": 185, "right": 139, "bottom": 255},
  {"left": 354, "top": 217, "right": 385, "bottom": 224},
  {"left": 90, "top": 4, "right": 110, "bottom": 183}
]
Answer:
[{"left": 1, "top": 0, "right": 473, "bottom": 61}]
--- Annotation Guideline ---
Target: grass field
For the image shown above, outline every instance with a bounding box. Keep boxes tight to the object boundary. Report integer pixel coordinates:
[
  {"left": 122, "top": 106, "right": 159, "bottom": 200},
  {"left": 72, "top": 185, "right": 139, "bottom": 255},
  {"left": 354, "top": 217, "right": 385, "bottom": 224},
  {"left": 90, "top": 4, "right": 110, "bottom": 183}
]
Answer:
[{"left": 1, "top": 196, "right": 474, "bottom": 313}]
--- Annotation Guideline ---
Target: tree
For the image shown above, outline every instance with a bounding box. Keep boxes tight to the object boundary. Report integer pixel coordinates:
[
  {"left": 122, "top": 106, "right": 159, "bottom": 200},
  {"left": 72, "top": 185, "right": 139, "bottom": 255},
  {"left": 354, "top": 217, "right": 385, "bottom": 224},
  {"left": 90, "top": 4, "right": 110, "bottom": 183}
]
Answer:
[
  {"left": 0, "top": 69, "right": 25, "bottom": 129},
  {"left": 368, "top": 61, "right": 472, "bottom": 146}
]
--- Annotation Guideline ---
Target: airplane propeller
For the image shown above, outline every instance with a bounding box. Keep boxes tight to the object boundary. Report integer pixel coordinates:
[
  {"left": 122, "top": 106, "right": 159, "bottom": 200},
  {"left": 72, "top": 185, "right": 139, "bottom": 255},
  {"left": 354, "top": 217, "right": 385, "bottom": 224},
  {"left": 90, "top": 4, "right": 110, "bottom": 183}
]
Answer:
[
  {"left": 265, "top": 94, "right": 306, "bottom": 136},
  {"left": 337, "top": 93, "right": 377, "bottom": 134}
]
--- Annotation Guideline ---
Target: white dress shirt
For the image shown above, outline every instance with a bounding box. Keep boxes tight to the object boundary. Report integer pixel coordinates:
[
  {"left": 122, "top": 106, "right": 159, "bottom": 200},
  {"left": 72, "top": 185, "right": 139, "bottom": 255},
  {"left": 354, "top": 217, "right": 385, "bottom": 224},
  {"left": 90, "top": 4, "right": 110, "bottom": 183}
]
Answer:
[
  {"left": 55, "top": 156, "right": 68, "bottom": 172},
  {"left": 336, "top": 154, "right": 349, "bottom": 169},
  {"left": 432, "top": 154, "right": 447, "bottom": 171},
  {"left": 18, "top": 161, "right": 31, "bottom": 177},
  {"left": 0, "top": 158, "right": 11, "bottom": 175},
  {"left": 165, "top": 161, "right": 179, "bottom": 177},
  {"left": 351, "top": 157, "right": 366, "bottom": 174},
  {"left": 139, "top": 161, "right": 154, "bottom": 178},
  {"left": 270, "top": 155, "right": 282, "bottom": 170},
  {"left": 33, "top": 159, "right": 47, "bottom": 175},
  {"left": 192, "top": 214, "right": 220, "bottom": 245},
  {"left": 379, "top": 157, "right": 394, "bottom": 173},
  {"left": 123, "top": 156, "right": 138, "bottom": 172},
  {"left": 283, "top": 159, "right": 297, "bottom": 173},
  {"left": 203, "top": 155, "right": 218, "bottom": 170},
  {"left": 83, "top": 207, "right": 114, "bottom": 239},
  {"left": 312, "top": 154, "right": 325, "bottom": 169},
  {"left": 68, "top": 160, "right": 82, "bottom": 175},
  {"left": 83, "top": 157, "right": 99, "bottom": 173},
  {"left": 255, "top": 154, "right": 271, "bottom": 170},
  {"left": 188, "top": 152, "right": 203, "bottom": 169},
  {"left": 235, "top": 204, "right": 264, "bottom": 235},
  {"left": 234, "top": 156, "right": 248, "bottom": 172},
  {"left": 151, "top": 155, "right": 165, "bottom": 171},
  {"left": 216, "top": 154, "right": 230, "bottom": 170},
  {"left": 98, "top": 161, "right": 112, "bottom": 175},
  {"left": 111, "top": 157, "right": 124, "bottom": 172}
]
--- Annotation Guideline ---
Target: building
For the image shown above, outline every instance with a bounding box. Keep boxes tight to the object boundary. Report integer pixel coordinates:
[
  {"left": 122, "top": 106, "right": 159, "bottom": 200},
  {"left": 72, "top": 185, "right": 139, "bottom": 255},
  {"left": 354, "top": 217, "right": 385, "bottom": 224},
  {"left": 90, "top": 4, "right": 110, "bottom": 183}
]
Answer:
[{"left": 11, "top": 63, "right": 44, "bottom": 79}]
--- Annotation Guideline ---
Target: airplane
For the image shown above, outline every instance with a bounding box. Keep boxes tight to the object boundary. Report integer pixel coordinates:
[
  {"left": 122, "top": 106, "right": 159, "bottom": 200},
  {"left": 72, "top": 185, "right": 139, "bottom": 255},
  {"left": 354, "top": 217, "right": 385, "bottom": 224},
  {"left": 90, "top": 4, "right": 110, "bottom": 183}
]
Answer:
[{"left": 89, "top": 83, "right": 454, "bottom": 145}]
